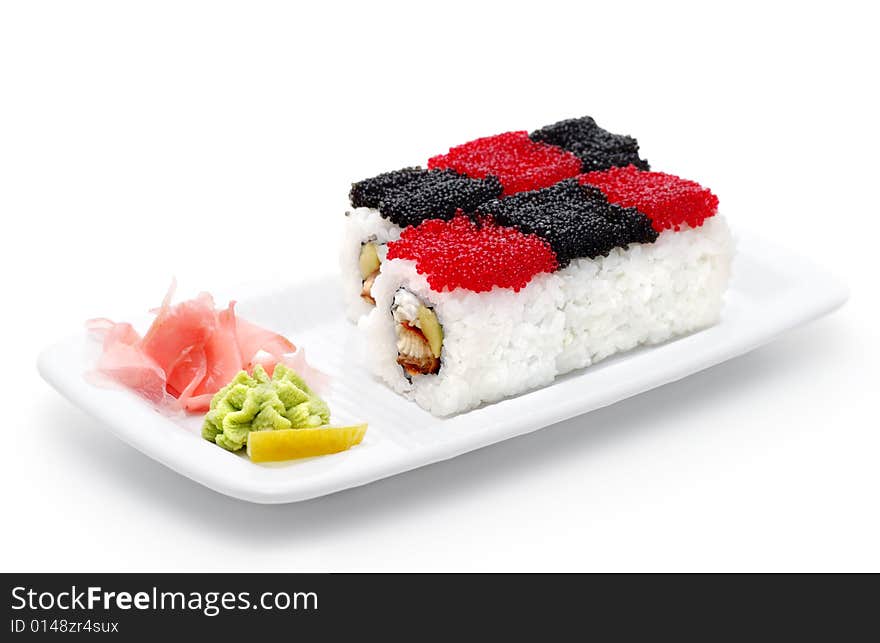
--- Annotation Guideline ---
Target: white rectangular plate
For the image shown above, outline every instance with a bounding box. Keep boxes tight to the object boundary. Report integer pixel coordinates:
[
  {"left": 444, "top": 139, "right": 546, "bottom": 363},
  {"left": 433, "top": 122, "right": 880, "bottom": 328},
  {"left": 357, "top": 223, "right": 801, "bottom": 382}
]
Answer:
[{"left": 38, "top": 233, "right": 847, "bottom": 503}]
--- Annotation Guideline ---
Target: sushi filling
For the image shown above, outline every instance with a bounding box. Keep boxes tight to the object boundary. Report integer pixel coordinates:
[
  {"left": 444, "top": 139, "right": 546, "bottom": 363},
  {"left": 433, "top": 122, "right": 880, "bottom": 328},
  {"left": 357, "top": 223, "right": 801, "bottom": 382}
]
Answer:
[
  {"left": 391, "top": 289, "right": 443, "bottom": 377},
  {"left": 359, "top": 241, "right": 382, "bottom": 305}
]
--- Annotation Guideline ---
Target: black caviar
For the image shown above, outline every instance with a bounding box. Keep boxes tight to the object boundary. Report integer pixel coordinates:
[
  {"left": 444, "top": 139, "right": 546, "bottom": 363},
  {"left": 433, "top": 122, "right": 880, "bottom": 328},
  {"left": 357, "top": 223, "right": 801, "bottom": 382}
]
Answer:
[
  {"left": 350, "top": 168, "right": 503, "bottom": 228},
  {"left": 349, "top": 167, "right": 425, "bottom": 210},
  {"left": 475, "top": 179, "right": 658, "bottom": 266},
  {"left": 530, "top": 116, "right": 650, "bottom": 173}
]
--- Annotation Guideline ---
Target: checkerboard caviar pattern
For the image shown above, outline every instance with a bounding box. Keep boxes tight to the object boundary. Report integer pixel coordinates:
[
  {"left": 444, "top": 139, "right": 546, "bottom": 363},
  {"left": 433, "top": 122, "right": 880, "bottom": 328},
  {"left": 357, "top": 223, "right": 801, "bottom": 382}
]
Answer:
[{"left": 348, "top": 115, "right": 717, "bottom": 292}]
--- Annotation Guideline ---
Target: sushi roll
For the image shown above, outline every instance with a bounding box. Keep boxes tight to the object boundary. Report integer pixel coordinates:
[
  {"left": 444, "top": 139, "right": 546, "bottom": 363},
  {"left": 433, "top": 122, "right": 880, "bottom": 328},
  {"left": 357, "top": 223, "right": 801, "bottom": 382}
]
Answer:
[
  {"left": 342, "top": 168, "right": 502, "bottom": 321},
  {"left": 341, "top": 116, "right": 648, "bottom": 320},
  {"left": 359, "top": 167, "right": 733, "bottom": 416},
  {"left": 359, "top": 217, "right": 566, "bottom": 417}
]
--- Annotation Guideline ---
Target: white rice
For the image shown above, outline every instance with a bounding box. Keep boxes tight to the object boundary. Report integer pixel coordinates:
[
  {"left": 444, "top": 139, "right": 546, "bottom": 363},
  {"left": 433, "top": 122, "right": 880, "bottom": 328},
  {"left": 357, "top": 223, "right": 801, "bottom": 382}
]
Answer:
[
  {"left": 358, "top": 214, "right": 734, "bottom": 416},
  {"left": 556, "top": 215, "right": 734, "bottom": 373},
  {"left": 360, "top": 258, "right": 566, "bottom": 417},
  {"left": 340, "top": 207, "right": 402, "bottom": 322}
]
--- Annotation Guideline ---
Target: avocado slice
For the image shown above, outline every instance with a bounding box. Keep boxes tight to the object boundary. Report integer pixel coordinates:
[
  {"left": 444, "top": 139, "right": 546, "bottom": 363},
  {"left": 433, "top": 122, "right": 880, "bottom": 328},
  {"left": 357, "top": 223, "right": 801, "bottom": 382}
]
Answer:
[
  {"left": 417, "top": 304, "right": 443, "bottom": 358},
  {"left": 359, "top": 242, "right": 380, "bottom": 280}
]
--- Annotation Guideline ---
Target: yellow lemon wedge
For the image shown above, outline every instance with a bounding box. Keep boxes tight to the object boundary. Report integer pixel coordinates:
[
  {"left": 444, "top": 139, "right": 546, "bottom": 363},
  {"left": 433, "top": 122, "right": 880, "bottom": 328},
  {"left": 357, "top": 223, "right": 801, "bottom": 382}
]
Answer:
[{"left": 246, "top": 424, "right": 368, "bottom": 462}]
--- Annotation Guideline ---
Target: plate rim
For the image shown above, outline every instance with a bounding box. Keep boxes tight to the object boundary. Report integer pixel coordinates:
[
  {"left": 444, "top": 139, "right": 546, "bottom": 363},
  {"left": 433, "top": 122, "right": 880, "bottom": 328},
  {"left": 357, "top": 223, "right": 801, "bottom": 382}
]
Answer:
[{"left": 37, "top": 233, "right": 849, "bottom": 503}]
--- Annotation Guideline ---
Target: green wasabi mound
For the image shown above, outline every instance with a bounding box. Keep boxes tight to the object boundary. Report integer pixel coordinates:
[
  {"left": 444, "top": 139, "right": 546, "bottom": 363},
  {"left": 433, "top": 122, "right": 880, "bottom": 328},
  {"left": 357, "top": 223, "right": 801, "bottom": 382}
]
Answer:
[{"left": 202, "top": 364, "right": 330, "bottom": 452}]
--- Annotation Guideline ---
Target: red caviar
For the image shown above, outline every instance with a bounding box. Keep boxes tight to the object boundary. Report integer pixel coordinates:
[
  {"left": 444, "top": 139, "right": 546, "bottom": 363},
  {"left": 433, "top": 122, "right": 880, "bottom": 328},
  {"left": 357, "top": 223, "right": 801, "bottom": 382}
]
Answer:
[
  {"left": 579, "top": 165, "right": 719, "bottom": 232},
  {"left": 387, "top": 216, "right": 558, "bottom": 293},
  {"left": 428, "top": 131, "right": 581, "bottom": 197}
]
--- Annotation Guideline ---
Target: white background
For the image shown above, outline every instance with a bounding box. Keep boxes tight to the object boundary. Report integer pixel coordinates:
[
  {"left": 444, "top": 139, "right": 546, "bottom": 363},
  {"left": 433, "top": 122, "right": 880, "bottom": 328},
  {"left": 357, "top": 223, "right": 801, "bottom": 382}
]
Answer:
[{"left": 2, "top": 1, "right": 877, "bottom": 571}]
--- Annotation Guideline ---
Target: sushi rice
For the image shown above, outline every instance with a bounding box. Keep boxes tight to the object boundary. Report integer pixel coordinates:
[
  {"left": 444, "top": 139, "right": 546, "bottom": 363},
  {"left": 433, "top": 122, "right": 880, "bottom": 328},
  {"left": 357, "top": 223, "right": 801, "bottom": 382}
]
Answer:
[
  {"left": 340, "top": 207, "right": 401, "bottom": 322},
  {"left": 359, "top": 216, "right": 733, "bottom": 416}
]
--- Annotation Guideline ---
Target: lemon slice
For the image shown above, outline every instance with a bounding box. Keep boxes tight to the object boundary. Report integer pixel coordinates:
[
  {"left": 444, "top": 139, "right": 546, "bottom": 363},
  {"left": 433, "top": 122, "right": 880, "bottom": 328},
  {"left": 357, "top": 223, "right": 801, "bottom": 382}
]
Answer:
[{"left": 246, "top": 424, "right": 367, "bottom": 462}]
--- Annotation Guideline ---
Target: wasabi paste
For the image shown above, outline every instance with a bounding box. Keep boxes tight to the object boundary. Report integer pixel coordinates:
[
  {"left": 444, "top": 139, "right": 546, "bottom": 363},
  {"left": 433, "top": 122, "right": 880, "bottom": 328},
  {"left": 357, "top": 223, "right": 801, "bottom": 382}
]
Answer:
[{"left": 202, "top": 364, "right": 330, "bottom": 452}]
